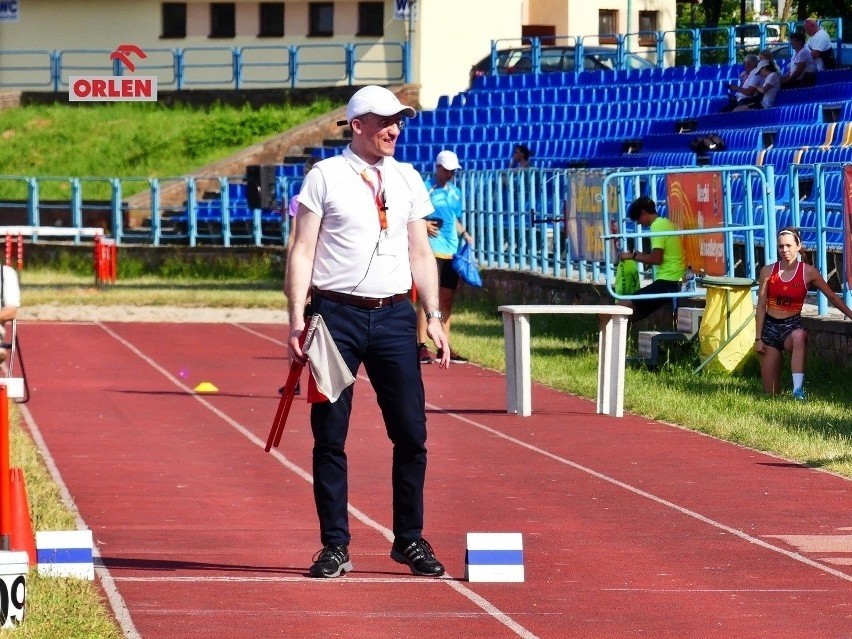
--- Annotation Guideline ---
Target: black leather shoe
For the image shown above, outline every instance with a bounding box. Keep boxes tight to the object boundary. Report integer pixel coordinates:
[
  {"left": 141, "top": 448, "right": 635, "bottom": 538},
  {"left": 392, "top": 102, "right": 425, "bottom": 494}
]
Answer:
[
  {"left": 390, "top": 538, "right": 445, "bottom": 577},
  {"left": 309, "top": 545, "right": 353, "bottom": 578}
]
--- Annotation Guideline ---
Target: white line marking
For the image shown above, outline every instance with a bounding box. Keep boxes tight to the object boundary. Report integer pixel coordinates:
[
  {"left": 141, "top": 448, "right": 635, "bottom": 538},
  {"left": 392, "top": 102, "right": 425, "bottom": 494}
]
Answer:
[
  {"left": 95, "top": 322, "right": 541, "bottom": 639},
  {"left": 18, "top": 404, "right": 142, "bottom": 639},
  {"left": 438, "top": 410, "right": 852, "bottom": 584}
]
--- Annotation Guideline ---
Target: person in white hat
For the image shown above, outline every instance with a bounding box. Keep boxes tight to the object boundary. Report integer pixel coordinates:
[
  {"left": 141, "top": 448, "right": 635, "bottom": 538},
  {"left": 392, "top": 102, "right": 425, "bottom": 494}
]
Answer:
[
  {"left": 416, "top": 150, "right": 473, "bottom": 364},
  {"left": 285, "top": 85, "right": 448, "bottom": 579}
]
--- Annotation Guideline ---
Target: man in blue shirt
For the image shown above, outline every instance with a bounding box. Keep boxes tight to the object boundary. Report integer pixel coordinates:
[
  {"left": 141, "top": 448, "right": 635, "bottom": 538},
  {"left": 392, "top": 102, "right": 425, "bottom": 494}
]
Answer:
[{"left": 417, "top": 150, "right": 473, "bottom": 363}]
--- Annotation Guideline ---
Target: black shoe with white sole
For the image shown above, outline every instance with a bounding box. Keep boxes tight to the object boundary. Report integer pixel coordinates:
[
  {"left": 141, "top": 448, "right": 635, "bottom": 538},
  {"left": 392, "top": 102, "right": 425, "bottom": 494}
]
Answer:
[
  {"left": 309, "top": 544, "right": 353, "bottom": 578},
  {"left": 390, "top": 538, "right": 445, "bottom": 577}
]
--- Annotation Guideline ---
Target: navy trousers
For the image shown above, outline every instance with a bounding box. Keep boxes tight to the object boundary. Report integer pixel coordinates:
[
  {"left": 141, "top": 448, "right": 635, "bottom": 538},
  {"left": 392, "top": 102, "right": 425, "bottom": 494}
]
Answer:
[{"left": 309, "top": 294, "right": 427, "bottom": 548}]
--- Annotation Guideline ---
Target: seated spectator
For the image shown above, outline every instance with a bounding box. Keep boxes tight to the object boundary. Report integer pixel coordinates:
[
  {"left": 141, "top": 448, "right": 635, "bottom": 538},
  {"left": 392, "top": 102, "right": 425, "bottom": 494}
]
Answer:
[
  {"left": 804, "top": 18, "right": 836, "bottom": 71},
  {"left": 510, "top": 144, "right": 532, "bottom": 169},
  {"left": 721, "top": 54, "right": 763, "bottom": 111},
  {"left": 736, "top": 60, "right": 780, "bottom": 110},
  {"left": 781, "top": 32, "right": 816, "bottom": 89}
]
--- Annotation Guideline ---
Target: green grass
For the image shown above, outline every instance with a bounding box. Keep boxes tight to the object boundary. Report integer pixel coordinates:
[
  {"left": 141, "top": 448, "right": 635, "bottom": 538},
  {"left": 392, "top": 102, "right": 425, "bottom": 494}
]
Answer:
[{"left": 0, "top": 100, "right": 342, "bottom": 199}]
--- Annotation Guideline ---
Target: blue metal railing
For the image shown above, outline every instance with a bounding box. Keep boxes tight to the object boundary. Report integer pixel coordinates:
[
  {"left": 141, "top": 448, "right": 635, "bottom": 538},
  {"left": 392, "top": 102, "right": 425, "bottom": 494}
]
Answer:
[
  {"left": 0, "top": 41, "right": 409, "bottom": 91},
  {"left": 482, "top": 18, "right": 845, "bottom": 75},
  {"left": 0, "top": 164, "right": 848, "bottom": 313}
]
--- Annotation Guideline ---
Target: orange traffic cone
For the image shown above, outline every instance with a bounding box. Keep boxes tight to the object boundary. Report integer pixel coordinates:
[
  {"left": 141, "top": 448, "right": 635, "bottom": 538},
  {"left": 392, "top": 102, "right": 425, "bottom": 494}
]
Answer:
[{"left": 9, "top": 468, "right": 36, "bottom": 567}]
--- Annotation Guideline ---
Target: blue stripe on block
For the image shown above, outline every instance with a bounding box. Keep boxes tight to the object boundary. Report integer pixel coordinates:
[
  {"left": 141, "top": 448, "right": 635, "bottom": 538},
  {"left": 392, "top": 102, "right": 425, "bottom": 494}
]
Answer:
[
  {"left": 37, "top": 548, "right": 93, "bottom": 564},
  {"left": 465, "top": 549, "right": 523, "bottom": 565}
]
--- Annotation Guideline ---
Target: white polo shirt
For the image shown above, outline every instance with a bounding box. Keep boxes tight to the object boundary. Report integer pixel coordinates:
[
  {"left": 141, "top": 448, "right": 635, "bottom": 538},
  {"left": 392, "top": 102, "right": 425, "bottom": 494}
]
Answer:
[
  {"left": 298, "top": 146, "right": 434, "bottom": 297},
  {"left": 807, "top": 28, "right": 831, "bottom": 71}
]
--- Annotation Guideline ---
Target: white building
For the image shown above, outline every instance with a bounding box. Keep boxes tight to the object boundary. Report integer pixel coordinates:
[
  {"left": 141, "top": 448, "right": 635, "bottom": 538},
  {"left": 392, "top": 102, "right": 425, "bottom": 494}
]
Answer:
[{"left": 0, "top": 0, "right": 675, "bottom": 108}]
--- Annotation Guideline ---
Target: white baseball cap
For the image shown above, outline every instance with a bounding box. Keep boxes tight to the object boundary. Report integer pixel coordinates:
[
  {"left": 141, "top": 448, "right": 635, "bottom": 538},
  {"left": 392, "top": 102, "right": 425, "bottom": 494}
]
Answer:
[
  {"left": 756, "top": 59, "right": 770, "bottom": 71},
  {"left": 344, "top": 85, "right": 416, "bottom": 123},
  {"left": 435, "top": 150, "right": 461, "bottom": 171}
]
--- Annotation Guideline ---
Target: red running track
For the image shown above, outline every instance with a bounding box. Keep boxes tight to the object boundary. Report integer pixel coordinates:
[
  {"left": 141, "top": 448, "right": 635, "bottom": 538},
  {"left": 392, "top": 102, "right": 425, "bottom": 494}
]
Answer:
[{"left": 16, "top": 319, "right": 852, "bottom": 639}]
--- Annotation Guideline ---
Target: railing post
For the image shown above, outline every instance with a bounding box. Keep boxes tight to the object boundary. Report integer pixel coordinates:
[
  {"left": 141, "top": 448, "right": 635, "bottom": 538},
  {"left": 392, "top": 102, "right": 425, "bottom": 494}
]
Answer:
[
  {"left": 219, "top": 177, "right": 231, "bottom": 248},
  {"left": 345, "top": 43, "right": 355, "bottom": 86},
  {"left": 402, "top": 40, "right": 410, "bottom": 84},
  {"left": 151, "top": 178, "right": 161, "bottom": 247},
  {"left": 186, "top": 178, "right": 197, "bottom": 248},
  {"left": 110, "top": 178, "right": 123, "bottom": 245},
  {"left": 70, "top": 178, "right": 83, "bottom": 244},
  {"left": 51, "top": 50, "right": 60, "bottom": 92},
  {"left": 691, "top": 29, "right": 701, "bottom": 69},
  {"left": 233, "top": 47, "right": 241, "bottom": 90},
  {"left": 289, "top": 46, "right": 298, "bottom": 89},
  {"left": 27, "top": 178, "right": 40, "bottom": 232},
  {"left": 174, "top": 48, "right": 184, "bottom": 91}
]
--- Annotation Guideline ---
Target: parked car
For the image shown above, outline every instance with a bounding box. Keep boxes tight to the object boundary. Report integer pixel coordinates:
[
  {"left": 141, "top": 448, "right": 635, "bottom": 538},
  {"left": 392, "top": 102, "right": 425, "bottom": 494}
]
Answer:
[
  {"left": 734, "top": 23, "right": 782, "bottom": 47},
  {"left": 469, "top": 45, "right": 655, "bottom": 87}
]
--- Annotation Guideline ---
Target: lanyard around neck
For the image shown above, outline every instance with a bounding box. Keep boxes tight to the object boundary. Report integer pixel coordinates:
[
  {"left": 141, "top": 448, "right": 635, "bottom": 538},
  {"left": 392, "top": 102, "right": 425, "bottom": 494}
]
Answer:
[{"left": 360, "top": 167, "right": 387, "bottom": 231}]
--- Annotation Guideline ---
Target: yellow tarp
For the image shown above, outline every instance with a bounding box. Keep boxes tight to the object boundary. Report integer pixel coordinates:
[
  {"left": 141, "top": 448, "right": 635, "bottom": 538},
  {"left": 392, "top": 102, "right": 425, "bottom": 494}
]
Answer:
[{"left": 698, "top": 279, "right": 755, "bottom": 373}]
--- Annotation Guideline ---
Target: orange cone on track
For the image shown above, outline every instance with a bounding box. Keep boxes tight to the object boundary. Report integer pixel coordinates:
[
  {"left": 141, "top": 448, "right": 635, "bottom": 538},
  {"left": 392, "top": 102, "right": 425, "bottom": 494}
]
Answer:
[{"left": 9, "top": 468, "right": 36, "bottom": 567}]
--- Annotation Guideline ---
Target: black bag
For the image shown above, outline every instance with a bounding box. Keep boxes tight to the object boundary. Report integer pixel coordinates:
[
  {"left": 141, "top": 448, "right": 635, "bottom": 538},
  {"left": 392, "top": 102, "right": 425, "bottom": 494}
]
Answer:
[
  {"left": 690, "top": 133, "right": 726, "bottom": 154},
  {"left": 821, "top": 47, "right": 837, "bottom": 70}
]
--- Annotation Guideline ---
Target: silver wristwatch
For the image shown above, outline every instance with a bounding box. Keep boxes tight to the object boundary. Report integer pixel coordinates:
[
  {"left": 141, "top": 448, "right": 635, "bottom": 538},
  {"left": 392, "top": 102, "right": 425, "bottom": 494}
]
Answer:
[{"left": 425, "top": 310, "right": 444, "bottom": 321}]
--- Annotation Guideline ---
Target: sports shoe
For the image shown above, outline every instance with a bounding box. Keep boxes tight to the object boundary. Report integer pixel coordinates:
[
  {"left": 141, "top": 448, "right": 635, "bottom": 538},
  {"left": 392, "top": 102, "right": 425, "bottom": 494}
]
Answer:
[
  {"left": 436, "top": 348, "right": 468, "bottom": 363},
  {"left": 390, "top": 538, "right": 445, "bottom": 577},
  {"left": 792, "top": 388, "right": 806, "bottom": 401},
  {"left": 309, "top": 544, "right": 353, "bottom": 578},
  {"left": 278, "top": 380, "right": 301, "bottom": 396},
  {"left": 418, "top": 343, "right": 434, "bottom": 364}
]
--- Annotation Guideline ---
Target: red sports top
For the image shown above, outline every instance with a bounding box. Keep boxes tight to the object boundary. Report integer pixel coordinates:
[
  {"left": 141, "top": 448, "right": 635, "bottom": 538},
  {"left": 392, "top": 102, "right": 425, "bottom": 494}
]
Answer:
[{"left": 766, "top": 261, "right": 807, "bottom": 314}]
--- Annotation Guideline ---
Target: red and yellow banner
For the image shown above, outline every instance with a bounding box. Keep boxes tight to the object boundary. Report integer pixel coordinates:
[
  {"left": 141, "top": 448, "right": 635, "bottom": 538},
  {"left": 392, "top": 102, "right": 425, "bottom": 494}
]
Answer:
[{"left": 667, "top": 171, "right": 725, "bottom": 276}]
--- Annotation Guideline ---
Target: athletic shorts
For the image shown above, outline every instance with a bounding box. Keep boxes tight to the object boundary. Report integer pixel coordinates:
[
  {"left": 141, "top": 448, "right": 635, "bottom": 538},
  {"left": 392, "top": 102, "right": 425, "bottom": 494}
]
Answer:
[
  {"left": 437, "top": 257, "right": 459, "bottom": 290},
  {"left": 760, "top": 313, "right": 802, "bottom": 350},
  {"left": 631, "top": 279, "right": 680, "bottom": 322}
]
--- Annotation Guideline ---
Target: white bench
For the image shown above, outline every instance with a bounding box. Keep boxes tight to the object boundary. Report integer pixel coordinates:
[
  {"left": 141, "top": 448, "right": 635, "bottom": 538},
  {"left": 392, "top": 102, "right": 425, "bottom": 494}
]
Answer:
[{"left": 499, "top": 305, "right": 633, "bottom": 418}]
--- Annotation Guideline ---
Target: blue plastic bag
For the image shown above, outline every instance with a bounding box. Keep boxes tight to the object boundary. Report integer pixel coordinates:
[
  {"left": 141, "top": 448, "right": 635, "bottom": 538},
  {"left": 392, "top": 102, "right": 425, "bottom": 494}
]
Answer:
[{"left": 451, "top": 241, "right": 483, "bottom": 288}]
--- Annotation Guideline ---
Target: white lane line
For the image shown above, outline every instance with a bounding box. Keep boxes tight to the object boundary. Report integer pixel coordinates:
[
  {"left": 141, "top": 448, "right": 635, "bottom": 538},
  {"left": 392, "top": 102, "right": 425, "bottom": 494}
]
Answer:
[
  {"left": 439, "top": 410, "right": 852, "bottom": 584},
  {"left": 235, "top": 325, "right": 852, "bottom": 584},
  {"left": 18, "top": 403, "right": 142, "bottom": 639},
  {"left": 95, "top": 322, "right": 541, "bottom": 639},
  {"left": 114, "top": 575, "right": 451, "bottom": 584}
]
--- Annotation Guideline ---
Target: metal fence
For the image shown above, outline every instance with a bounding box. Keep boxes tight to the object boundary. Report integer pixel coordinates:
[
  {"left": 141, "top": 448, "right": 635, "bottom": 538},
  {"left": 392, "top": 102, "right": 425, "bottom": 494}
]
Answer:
[{"left": 0, "top": 41, "right": 409, "bottom": 91}]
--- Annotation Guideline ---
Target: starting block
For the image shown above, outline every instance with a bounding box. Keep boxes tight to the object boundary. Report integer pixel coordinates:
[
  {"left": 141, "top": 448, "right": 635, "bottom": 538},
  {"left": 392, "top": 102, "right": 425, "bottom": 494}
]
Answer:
[
  {"left": 36, "top": 530, "right": 94, "bottom": 580},
  {"left": 465, "top": 532, "right": 524, "bottom": 582}
]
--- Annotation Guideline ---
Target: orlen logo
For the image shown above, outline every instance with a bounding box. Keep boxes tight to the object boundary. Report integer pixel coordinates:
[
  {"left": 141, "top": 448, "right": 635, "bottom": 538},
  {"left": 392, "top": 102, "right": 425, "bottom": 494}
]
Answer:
[{"left": 69, "top": 44, "right": 157, "bottom": 102}]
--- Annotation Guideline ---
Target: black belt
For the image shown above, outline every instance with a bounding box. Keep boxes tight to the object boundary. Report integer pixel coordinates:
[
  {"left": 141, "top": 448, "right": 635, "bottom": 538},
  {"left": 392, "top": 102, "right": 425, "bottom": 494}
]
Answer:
[{"left": 313, "top": 288, "right": 410, "bottom": 310}]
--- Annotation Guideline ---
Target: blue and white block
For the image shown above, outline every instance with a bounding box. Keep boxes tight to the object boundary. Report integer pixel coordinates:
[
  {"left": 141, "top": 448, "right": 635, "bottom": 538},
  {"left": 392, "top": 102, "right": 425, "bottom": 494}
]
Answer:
[
  {"left": 36, "top": 530, "right": 94, "bottom": 580},
  {"left": 465, "top": 532, "right": 524, "bottom": 582}
]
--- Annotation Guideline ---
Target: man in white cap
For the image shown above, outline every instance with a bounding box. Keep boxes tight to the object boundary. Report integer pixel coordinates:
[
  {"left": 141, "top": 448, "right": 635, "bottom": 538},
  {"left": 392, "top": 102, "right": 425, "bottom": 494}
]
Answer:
[
  {"left": 286, "top": 85, "right": 449, "bottom": 579},
  {"left": 417, "top": 150, "right": 473, "bottom": 364}
]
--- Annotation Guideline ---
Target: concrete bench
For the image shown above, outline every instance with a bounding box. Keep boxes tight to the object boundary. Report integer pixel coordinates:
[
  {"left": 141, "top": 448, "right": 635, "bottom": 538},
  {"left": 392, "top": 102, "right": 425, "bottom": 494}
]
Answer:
[{"left": 499, "top": 305, "right": 633, "bottom": 418}]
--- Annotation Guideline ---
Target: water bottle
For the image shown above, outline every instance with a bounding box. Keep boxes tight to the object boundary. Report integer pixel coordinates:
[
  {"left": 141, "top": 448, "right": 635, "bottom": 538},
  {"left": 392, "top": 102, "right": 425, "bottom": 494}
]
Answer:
[{"left": 683, "top": 266, "right": 696, "bottom": 293}]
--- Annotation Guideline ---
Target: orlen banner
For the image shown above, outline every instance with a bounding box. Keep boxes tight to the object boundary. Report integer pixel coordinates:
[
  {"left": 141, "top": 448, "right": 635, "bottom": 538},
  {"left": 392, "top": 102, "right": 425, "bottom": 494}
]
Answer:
[
  {"left": 565, "top": 170, "right": 619, "bottom": 262},
  {"left": 844, "top": 165, "right": 852, "bottom": 286},
  {"left": 667, "top": 171, "right": 725, "bottom": 276}
]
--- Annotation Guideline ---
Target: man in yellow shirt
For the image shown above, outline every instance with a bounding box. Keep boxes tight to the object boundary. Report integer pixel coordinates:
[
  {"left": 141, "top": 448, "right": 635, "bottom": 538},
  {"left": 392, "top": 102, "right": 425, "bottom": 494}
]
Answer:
[{"left": 617, "top": 196, "right": 686, "bottom": 321}]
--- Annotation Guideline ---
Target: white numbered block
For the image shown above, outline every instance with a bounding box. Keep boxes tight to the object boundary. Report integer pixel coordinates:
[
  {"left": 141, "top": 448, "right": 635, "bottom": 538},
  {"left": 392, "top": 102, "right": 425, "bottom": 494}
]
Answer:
[
  {"left": 465, "top": 532, "right": 524, "bottom": 582},
  {"left": 36, "top": 530, "right": 94, "bottom": 580},
  {"left": 0, "top": 551, "right": 28, "bottom": 628}
]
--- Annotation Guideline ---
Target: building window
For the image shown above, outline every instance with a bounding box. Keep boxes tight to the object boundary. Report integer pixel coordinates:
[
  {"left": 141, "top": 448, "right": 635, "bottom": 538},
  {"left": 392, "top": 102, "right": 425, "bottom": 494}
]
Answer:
[
  {"left": 161, "top": 3, "right": 187, "bottom": 39},
  {"left": 598, "top": 9, "right": 618, "bottom": 45},
  {"left": 638, "top": 11, "right": 658, "bottom": 47},
  {"left": 259, "top": 2, "right": 285, "bottom": 37},
  {"left": 357, "top": 2, "right": 384, "bottom": 37},
  {"left": 210, "top": 3, "right": 236, "bottom": 39},
  {"left": 309, "top": 2, "right": 334, "bottom": 37}
]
